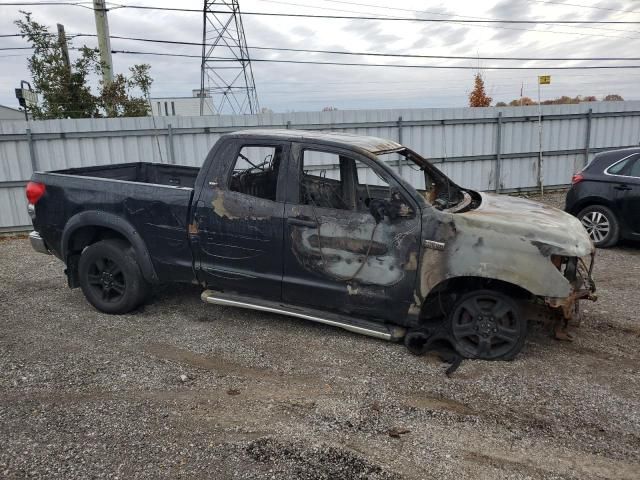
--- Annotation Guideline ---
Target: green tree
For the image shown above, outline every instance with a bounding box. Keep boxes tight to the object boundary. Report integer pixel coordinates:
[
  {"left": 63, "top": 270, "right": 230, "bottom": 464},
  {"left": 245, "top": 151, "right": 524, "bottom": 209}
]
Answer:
[{"left": 15, "top": 11, "right": 153, "bottom": 119}]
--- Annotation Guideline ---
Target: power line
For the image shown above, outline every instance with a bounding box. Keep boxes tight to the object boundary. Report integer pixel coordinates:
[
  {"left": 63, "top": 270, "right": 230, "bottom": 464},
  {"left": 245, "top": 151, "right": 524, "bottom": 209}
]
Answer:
[
  {"left": 257, "top": 0, "right": 640, "bottom": 38},
  {"left": 47, "top": 33, "right": 640, "bottom": 61},
  {"left": 6, "top": 31, "right": 640, "bottom": 64},
  {"left": 2, "top": 2, "right": 640, "bottom": 24},
  {"left": 113, "top": 6, "right": 640, "bottom": 24},
  {"left": 110, "top": 49, "right": 640, "bottom": 69},
  {"left": 5, "top": 0, "right": 640, "bottom": 44},
  {"left": 244, "top": 45, "right": 640, "bottom": 62},
  {"left": 0, "top": 1, "right": 94, "bottom": 9},
  {"left": 6, "top": 35, "right": 636, "bottom": 68},
  {"left": 528, "top": 0, "right": 640, "bottom": 15}
]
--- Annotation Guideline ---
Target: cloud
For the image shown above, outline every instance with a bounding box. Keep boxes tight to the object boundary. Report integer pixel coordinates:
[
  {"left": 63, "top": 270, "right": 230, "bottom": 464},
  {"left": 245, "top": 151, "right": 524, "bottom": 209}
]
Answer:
[
  {"left": 490, "top": 0, "right": 532, "bottom": 19},
  {"left": 291, "top": 26, "right": 315, "bottom": 38},
  {"left": 346, "top": 19, "right": 403, "bottom": 46},
  {"left": 0, "top": 0, "right": 638, "bottom": 113}
]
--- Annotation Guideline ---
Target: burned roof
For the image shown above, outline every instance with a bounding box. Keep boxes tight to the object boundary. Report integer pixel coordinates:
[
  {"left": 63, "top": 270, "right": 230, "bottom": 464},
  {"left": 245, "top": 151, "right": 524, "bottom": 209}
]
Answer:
[{"left": 230, "top": 129, "right": 403, "bottom": 154}]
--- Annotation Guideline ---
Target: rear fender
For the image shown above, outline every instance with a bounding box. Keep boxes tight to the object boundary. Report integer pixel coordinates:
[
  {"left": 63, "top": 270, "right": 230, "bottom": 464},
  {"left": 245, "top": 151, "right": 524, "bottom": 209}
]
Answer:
[{"left": 62, "top": 211, "right": 159, "bottom": 283}]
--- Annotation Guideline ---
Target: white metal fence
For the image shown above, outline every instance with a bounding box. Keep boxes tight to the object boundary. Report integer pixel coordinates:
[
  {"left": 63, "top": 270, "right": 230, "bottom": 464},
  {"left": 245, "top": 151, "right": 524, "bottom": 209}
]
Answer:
[{"left": 1, "top": 101, "right": 639, "bottom": 232}]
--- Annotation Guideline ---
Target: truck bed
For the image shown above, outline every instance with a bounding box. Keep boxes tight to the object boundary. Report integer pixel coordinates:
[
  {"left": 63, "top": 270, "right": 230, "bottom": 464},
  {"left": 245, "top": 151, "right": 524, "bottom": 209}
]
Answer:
[
  {"left": 31, "top": 162, "right": 199, "bottom": 283},
  {"left": 52, "top": 162, "right": 200, "bottom": 189}
]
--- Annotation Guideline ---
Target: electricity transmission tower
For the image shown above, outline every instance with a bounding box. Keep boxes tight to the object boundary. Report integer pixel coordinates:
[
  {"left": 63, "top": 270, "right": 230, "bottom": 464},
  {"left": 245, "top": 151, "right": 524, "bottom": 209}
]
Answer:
[{"left": 199, "top": 0, "right": 259, "bottom": 115}]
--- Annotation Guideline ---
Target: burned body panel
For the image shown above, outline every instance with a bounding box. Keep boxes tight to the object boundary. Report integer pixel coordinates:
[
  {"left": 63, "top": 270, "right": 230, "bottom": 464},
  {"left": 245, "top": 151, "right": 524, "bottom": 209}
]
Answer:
[
  {"left": 445, "top": 193, "right": 593, "bottom": 297},
  {"left": 280, "top": 140, "right": 421, "bottom": 323},
  {"left": 413, "top": 192, "right": 595, "bottom": 329},
  {"left": 194, "top": 188, "right": 285, "bottom": 299},
  {"left": 192, "top": 139, "right": 291, "bottom": 300},
  {"left": 283, "top": 205, "right": 420, "bottom": 322}
]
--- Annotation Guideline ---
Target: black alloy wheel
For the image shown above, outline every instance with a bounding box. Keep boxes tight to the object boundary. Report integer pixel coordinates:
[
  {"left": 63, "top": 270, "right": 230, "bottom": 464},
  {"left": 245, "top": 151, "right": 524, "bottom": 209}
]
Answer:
[
  {"left": 86, "top": 256, "right": 127, "bottom": 303},
  {"left": 78, "top": 239, "right": 149, "bottom": 314},
  {"left": 449, "top": 290, "right": 526, "bottom": 360}
]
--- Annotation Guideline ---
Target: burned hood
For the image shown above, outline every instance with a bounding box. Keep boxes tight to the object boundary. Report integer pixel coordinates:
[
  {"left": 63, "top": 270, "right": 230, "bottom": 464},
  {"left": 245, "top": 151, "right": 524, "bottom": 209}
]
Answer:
[{"left": 453, "top": 192, "right": 594, "bottom": 257}]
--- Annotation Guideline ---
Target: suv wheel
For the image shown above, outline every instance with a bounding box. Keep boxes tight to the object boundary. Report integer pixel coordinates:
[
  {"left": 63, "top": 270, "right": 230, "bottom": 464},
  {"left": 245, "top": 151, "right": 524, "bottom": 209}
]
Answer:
[
  {"left": 577, "top": 205, "right": 619, "bottom": 248},
  {"left": 448, "top": 290, "right": 526, "bottom": 360},
  {"left": 78, "top": 239, "right": 149, "bottom": 314}
]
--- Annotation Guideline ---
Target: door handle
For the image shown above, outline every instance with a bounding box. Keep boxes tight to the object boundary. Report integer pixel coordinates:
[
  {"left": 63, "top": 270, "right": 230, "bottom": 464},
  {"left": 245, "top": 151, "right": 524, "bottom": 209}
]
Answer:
[
  {"left": 614, "top": 184, "right": 631, "bottom": 191},
  {"left": 288, "top": 218, "right": 317, "bottom": 228}
]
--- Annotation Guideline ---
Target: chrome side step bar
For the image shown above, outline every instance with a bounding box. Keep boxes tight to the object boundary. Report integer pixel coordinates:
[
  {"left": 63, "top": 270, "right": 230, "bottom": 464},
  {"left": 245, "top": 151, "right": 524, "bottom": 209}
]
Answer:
[{"left": 201, "top": 289, "right": 405, "bottom": 341}]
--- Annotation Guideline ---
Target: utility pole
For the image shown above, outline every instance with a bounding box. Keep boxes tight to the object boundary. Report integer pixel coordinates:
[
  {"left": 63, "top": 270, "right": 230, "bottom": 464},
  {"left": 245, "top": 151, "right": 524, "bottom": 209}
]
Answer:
[
  {"left": 537, "top": 75, "right": 551, "bottom": 196},
  {"left": 93, "top": 0, "right": 114, "bottom": 85},
  {"left": 57, "top": 24, "right": 71, "bottom": 76}
]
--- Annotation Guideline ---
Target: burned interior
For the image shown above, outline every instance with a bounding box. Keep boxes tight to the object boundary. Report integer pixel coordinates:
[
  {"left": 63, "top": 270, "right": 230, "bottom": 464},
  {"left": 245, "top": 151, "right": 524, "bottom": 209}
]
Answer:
[{"left": 229, "top": 145, "right": 284, "bottom": 201}]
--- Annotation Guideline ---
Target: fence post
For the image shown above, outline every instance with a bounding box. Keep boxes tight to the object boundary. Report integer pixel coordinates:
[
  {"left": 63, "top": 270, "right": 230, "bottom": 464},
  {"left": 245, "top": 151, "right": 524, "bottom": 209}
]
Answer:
[
  {"left": 397, "top": 116, "right": 403, "bottom": 177},
  {"left": 26, "top": 128, "right": 37, "bottom": 172},
  {"left": 167, "top": 123, "right": 176, "bottom": 164},
  {"left": 584, "top": 108, "right": 593, "bottom": 168},
  {"left": 495, "top": 112, "right": 503, "bottom": 193},
  {"left": 538, "top": 111, "right": 544, "bottom": 195}
]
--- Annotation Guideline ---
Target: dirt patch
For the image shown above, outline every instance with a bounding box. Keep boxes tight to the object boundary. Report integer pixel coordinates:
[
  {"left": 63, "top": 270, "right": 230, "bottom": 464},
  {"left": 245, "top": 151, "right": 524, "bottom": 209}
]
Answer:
[{"left": 246, "top": 437, "right": 401, "bottom": 480}]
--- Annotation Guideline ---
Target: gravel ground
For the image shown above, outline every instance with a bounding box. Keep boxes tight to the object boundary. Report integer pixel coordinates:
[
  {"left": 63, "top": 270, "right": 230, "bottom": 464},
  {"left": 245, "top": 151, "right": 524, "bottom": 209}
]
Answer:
[{"left": 1, "top": 194, "right": 639, "bottom": 479}]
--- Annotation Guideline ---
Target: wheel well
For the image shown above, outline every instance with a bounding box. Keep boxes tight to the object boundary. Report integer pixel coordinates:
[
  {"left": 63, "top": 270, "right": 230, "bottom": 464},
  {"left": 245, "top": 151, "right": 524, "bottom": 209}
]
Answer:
[
  {"left": 65, "top": 227, "right": 131, "bottom": 288},
  {"left": 568, "top": 198, "right": 611, "bottom": 216},
  {"left": 419, "top": 276, "right": 533, "bottom": 324}
]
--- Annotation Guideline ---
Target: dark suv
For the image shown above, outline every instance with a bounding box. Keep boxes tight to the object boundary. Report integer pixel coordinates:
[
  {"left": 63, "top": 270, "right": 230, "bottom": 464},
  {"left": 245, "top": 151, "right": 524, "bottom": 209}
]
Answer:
[{"left": 566, "top": 147, "right": 640, "bottom": 247}]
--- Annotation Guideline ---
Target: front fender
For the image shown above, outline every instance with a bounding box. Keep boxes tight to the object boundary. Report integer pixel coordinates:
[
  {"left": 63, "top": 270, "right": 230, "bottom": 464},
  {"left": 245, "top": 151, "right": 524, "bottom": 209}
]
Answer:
[
  {"left": 62, "top": 210, "right": 159, "bottom": 283},
  {"left": 417, "top": 214, "right": 587, "bottom": 300}
]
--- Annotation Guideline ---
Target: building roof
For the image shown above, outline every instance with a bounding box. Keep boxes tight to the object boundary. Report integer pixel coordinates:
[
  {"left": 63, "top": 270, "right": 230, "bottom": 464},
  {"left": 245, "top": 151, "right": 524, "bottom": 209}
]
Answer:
[{"left": 230, "top": 129, "right": 403, "bottom": 154}]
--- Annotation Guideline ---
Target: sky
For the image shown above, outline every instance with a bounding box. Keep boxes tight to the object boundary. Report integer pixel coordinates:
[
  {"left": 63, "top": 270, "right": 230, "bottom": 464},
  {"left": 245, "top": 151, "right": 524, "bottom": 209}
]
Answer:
[{"left": 1, "top": 0, "right": 639, "bottom": 113}]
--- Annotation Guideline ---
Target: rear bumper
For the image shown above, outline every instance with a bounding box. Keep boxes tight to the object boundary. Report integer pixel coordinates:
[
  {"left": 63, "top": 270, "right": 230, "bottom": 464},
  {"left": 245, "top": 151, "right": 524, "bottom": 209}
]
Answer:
[{"left": 29, "top": 231, "right": 50, "bottom": 255}]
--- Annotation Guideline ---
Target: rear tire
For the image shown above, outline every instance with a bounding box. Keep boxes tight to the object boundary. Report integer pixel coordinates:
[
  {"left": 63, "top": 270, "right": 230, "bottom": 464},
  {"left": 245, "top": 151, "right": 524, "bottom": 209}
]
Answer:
[
  {"left": 78, "top": 239, "right": 149, "bottom": 314},
  {"left": 577, "top": 205, "right": 619, "bottom": 248},
  {"left": 448, "top": 290, "right": 526, "bottom": 360}
]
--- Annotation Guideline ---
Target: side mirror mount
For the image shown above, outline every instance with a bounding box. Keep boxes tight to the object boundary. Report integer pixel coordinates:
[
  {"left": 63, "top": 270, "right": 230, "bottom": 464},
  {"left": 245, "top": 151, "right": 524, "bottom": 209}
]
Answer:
[
  {"left": 368, "top": 198, "right": 389, "bottom": 223},
  {"left": 367, "top": 190, "right": 413, "bottom": 223}
]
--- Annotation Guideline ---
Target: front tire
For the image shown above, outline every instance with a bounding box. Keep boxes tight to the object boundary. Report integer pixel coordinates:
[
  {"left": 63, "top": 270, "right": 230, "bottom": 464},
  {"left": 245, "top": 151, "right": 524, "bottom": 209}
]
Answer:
[
  {"left": 448, "top": 290, "right": 526, "bottom": 360},
  {"left": 78, "top": 239, "right": 149, "bottom": 314},
  {"left": 577, "top": 205, "right": 619, "bottom": 248}
]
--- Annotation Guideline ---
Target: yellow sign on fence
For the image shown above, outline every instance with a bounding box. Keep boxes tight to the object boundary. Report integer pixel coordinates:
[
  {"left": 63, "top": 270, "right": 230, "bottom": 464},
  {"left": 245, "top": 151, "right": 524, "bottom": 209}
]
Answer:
[{"left": 538, "top": 75, "right": 551, "bottom": 85}]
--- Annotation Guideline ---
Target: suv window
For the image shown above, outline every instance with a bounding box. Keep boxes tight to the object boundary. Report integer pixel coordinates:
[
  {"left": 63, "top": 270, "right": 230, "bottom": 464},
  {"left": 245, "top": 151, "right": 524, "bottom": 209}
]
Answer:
[
  {"left": 628, "top": 157, "right": 640, "bottom": 178},
  {"left": 607, "top": 154, "right": 636, "bottom": 175},
  {"left": 229, "top": 145, "right": 283, "bottom": 201}
]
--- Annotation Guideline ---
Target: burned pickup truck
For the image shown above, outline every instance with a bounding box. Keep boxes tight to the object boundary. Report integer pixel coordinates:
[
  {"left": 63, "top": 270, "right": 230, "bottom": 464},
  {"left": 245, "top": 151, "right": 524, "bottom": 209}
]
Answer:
[{"left": 27, "top": 129, "right": 596, "bottom": 360}]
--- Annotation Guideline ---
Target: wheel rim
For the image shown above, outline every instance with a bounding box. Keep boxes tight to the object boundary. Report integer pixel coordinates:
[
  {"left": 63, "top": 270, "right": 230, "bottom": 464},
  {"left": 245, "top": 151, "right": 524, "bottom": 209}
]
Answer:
[
  {"left": 581, "top": 211, "right": 610, "bottom": 243},
  {"left": 451, "top": 294, "right": 520, "bottom": 359},
  {"left": 86, "top": 256, "right": 126, "bottom": 303}
]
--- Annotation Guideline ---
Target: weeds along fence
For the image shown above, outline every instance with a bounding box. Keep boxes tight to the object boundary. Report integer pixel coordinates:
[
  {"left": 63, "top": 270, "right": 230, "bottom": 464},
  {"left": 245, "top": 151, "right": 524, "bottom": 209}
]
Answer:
[{"left": 1, "top": 101, "right": 639, "bottom": 232}]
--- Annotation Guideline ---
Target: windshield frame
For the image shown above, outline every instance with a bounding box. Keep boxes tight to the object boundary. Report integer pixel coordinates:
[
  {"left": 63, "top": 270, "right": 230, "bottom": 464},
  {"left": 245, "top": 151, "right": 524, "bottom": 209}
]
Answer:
[{"left": 374, "top": 147, "right": 467, "bottom": 208}]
